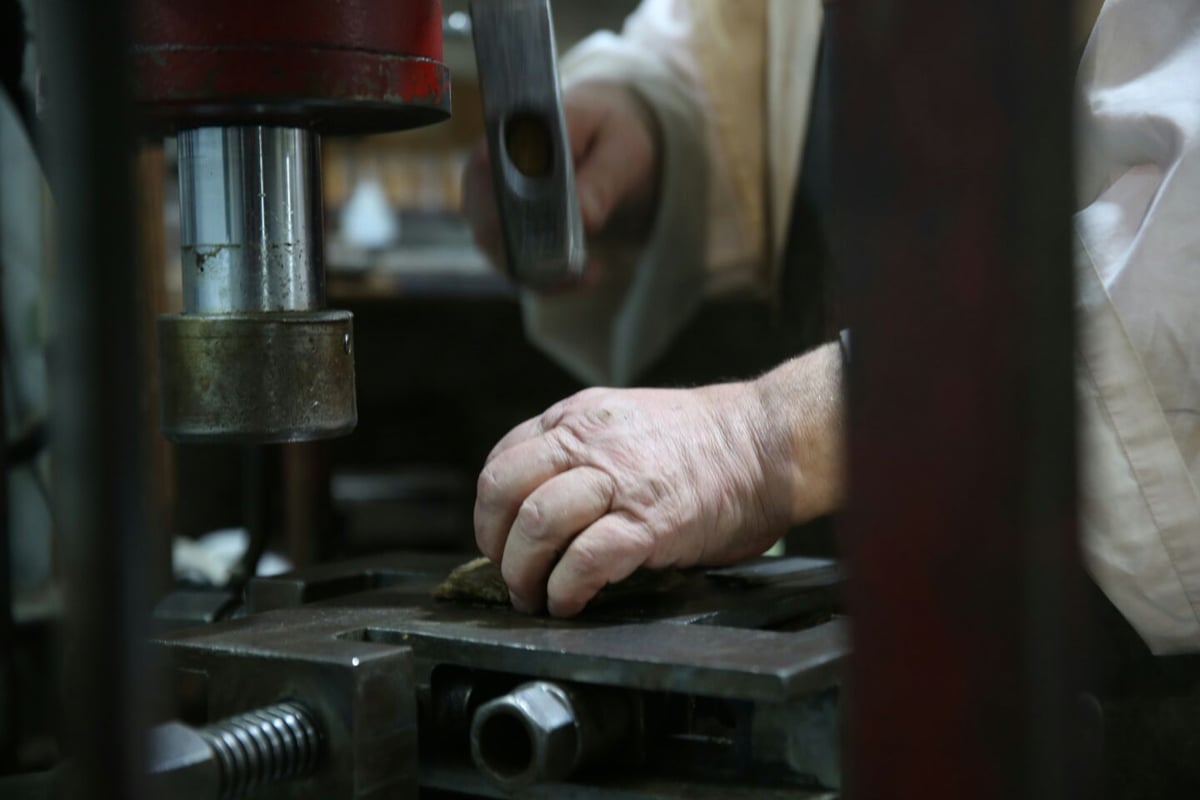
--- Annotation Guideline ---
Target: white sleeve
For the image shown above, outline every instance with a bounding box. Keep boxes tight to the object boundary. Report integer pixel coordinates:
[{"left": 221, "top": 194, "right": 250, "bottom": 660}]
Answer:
[
  {"left": 521, "top": 0, "right": 762, "bottom": 386},
  {"left": 1074, "top": 0, "right": 1200, "bottom": 655}
]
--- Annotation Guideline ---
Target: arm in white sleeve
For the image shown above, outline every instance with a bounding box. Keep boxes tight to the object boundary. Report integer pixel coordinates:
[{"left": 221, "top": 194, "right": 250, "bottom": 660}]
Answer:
[
  {"left": 522, "top": 0, "right": 770, "bottom": 386},
  {"left": 1073, "top": 0, "right": 1200, "bottom": 655}
]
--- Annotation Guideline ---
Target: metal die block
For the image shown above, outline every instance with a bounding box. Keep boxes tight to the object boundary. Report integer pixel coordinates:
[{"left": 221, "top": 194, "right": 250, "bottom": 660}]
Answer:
[{"left": 155, "top": 632, "right": 417, "bottom": 799}]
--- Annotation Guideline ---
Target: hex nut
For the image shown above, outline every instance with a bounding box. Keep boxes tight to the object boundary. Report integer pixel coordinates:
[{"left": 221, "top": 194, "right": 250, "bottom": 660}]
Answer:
[{"left": 471, "top": 682, "right": 580, "bottom": 785}]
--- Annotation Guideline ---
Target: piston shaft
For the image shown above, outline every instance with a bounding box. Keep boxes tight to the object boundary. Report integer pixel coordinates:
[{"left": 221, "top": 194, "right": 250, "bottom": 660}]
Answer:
[{"left": 178, "top": 126, "right": 324, "bottom": 314}]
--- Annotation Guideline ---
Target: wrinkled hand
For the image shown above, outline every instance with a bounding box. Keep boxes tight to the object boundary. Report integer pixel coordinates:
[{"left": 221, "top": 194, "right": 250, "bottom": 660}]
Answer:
[
  {"left": 474, "top": 345, "right": 846, "bottom": 617},
  {"left": 461, "top": 81, "right": 661, "bottom": 279},
  {"left": 474, "top": 382, "right": 794, "bottom": 617}
]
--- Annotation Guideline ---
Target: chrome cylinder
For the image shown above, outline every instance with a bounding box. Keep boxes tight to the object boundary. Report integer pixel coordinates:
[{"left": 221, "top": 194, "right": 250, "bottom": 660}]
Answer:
[
  {"left": 178, "top": 126, "right": 324, "bottom": 313},
  {"left": 163, "top": 125, "right": 356, "bottom": 443}
]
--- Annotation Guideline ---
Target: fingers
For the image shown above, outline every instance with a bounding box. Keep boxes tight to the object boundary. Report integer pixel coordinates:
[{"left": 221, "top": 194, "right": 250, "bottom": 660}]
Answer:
[
  {"left": 463, "top": 83, "right": 656, "bottom": 281},
  {"left": 546, "top": 512, "right": 652, "bottom": 617},
  {"left": 486, "top": 394, "right": 578, "bottom": 463},
  {"left": 499, "top": 466, "right": 616, "bottom": 612},
  {"left": 574, "top": 121, "right": 638, "bottom": 234},
  {"left": 460, "top": 141, "right": 505, "bottom": 267},
  {"left": 474, "top": 428, "right": 576, "bottom": 561},
  {"left": 564, "top": 90, "right": 609, "bottom": 160},
  {"left": 563, "top": 87, "right": 652, "bottom": 235},
  {"left": 485, "top": 416, "right": 544, "bottom": 464},
  {"left": 464, "top": 90, "right": 610, "bottom": 268}
]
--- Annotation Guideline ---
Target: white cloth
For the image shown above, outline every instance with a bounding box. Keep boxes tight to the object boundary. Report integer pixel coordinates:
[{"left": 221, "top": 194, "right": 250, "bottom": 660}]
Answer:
[
  {"left": 1073, "top": 0, "right": 1200, "bottom": 653},
  {"left": 522, "top": 10, "right": 711, "bottom": 385},
  {"left": 523, "top": 0, "right": 822, "bottom": 385},
  {"left": 525, "top": 0, "right": 1200, "bottom": 654}
]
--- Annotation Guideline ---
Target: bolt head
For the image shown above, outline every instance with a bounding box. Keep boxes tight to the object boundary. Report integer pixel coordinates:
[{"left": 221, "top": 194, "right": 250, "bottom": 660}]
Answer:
[
  {"left": 472, "top": 682, "right": 580, "bottom": 785},
  {"left": 513, "top": 683, "right": 578, "bottom": 779}
]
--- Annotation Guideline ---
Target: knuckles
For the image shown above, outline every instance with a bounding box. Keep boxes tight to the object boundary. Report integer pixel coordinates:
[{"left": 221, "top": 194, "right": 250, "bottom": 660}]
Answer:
[
  {"left": 513, "top": 497, "right": 549, "bottom": 542},
  {"left": 564, "top": 535, "right": 605, "bottom": 577},
  {"left": 566, "top": 386, "right": 611, "bottom": 409},
  {"left": 475, "top": 466, "right": 503, "bottom": 508}
]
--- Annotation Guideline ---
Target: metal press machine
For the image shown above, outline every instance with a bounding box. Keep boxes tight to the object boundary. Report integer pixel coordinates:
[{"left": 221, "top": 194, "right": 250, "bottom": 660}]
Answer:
[{"left": 128, "top": 1, "right": 847, "bottom": 798}]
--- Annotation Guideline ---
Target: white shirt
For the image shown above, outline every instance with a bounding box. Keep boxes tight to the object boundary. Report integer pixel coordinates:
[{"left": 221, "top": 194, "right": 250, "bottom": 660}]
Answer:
[{"left": 524, "top": 0, "right": 1200, "bottom": 654}]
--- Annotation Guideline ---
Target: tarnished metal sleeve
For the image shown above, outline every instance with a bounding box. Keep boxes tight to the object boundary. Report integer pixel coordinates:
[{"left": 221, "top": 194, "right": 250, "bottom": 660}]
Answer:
[{"left": 178, "top": 126, "right": 324, "bottom": 314}]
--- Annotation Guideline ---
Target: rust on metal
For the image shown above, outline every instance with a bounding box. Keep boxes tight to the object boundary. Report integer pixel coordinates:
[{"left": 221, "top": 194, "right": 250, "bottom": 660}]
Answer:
[{"left": 158, "top": 310, "right": 358, "bottom": 443}]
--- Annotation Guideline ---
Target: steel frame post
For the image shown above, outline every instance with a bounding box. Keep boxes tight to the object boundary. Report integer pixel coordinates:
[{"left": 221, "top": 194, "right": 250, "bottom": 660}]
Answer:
[{"left": 832, "top": 0, "right": 1084, "bottom": 797}]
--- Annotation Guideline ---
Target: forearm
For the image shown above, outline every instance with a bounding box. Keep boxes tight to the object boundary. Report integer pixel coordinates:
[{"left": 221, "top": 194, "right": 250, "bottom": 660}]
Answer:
[{"left": 749, "top": 342, "right": 846, "bottom": 525}]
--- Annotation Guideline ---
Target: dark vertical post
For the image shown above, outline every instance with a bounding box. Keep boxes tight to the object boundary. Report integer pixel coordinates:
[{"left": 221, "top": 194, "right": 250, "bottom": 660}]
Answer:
[
  {"left": 0, "top": 187, "right": 12, "bottom": 769},
  {"left": 135, "top": 143, "right": 175, "bottom": 599},
  {"left": 39, "top": 0, "right": 152, "bottom": 796},
  {"left": 833, "top": 0, "right": 1082, "bottom": 798},
  {"left": 283, "top": 442, "right": 333, "bottom": 568}
]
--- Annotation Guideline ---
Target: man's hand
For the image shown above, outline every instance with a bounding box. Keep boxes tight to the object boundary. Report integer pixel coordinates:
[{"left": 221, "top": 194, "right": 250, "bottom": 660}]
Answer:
[
  {"left": 474, "top": 344, "right": 845, "bottom": 617},
  {"left": 461, "top": 82, "right": 661, "bottom": 277}
]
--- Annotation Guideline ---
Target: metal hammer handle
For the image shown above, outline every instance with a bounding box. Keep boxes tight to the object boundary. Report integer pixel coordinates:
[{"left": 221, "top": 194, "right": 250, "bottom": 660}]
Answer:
[{"left": 470, "top": 0, "right": 587, "bottom": 289}]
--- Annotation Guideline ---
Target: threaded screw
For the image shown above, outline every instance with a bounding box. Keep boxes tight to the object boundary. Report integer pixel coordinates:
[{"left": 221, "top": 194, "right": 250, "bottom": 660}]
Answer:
[{"left": 197, "top": 700, "right": 321, "bottom": 799}]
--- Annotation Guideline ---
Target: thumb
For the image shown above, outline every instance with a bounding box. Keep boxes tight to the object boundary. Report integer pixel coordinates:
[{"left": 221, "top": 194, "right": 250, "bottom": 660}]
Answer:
[
  {"left": 559, "top": 84, "right": 658, "bottom": 236},
  {"left": 574, "top": 125, "right": 644, "bottom": 235},
  {"left": 460, "top": 140, "right": 507, "bottom": 268}
]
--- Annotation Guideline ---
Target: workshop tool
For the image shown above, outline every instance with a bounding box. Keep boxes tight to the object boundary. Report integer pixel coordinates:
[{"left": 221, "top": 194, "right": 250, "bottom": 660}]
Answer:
[
  {"left": 131, "top": 0, "right": 584, "bottom": 442},
  {"left": 34, "top": 0, "right": 1090, "bottom": 795},
  {"left": 470, "top": 0, "right": 587, "bottom": 289},
  {"left": 154, "top": 553, "right": 845, "bottom": 798},
  {"left": 121, "top": 3, "right": 838, "bottom": 797},
  {"left": 147, "top": 701, "right": 321, "bottom": 799}
]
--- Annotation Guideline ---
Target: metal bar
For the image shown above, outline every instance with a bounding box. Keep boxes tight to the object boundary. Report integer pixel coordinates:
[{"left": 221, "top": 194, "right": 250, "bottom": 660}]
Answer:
[
  {"left": 832, "top": 0, "right": 1083, "bottom": 797},
  {"left": 38, "top": 0, "right": 153, "bottom": 796},
  {"left": 135, "top": 142, "right": 174, "bottom": 601},
  {"left": 0, "top": 152, "right": 12, "bottom": 768},
  {"left": 177, "top": 127, "right": 324, "bottom": 315},
  {"left": 229, "top": 445, "right": 271, "bottom": 591},
  {"left": 281, "top": 442, "right": 332, "bottom": 569}
]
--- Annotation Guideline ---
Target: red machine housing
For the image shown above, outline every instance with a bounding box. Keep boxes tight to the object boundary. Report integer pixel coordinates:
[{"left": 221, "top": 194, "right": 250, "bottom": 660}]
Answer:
[{"left": 130, "top": 0, "right": 450, "bottom": 134}]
